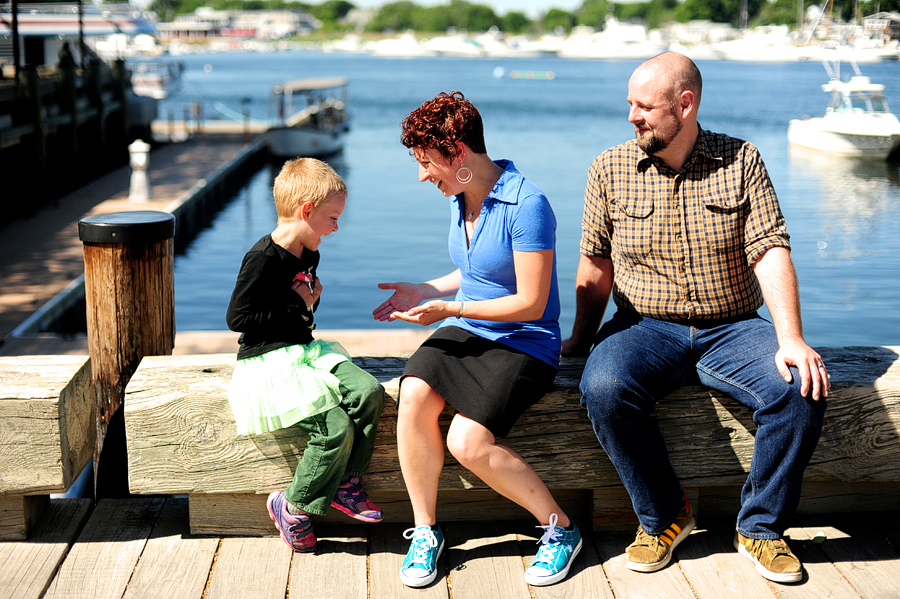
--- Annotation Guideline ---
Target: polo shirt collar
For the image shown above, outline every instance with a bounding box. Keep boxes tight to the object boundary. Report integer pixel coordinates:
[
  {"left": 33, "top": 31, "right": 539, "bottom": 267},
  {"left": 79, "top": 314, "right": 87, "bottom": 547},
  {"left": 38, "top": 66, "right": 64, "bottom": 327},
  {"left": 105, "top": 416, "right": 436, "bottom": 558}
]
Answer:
[{"left": 454, "top": 159, "right": 520, "bottom": 208}]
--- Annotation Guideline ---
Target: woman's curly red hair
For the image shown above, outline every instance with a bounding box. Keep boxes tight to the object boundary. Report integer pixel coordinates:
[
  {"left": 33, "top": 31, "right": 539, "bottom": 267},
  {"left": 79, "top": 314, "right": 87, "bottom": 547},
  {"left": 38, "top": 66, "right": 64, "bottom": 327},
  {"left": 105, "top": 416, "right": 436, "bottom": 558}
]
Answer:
[{"left": 400, "top": 91, "right": 486, "bottom": 161}]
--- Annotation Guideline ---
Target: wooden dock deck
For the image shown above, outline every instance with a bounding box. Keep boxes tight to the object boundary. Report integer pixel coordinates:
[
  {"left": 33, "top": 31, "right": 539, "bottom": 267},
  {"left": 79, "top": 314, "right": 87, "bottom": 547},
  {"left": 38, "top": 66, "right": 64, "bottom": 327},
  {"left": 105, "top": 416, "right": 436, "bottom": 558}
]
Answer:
[{"left": 3, "top": 497, "right": 899, "bottom": 599}]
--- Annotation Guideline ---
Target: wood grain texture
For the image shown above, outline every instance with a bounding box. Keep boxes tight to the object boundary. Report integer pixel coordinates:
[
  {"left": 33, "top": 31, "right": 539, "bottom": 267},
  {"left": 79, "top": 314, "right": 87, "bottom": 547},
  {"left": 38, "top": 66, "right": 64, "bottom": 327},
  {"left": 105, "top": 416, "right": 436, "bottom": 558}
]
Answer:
[
  {"left": 444, "top": 522, "right": 532, "bottom": 599},
  {"left": 83, "top": 238, "right": 174, "bottom": 437},
  {"left": 207, "top": 537, "right": 292, "bottom": 599},
  {"left": 125, "top": 347, "right": 900, "bottom": 498},
  {"left": 288, "top": 525, "right": 367, "bottom": 599},
  {"left": 122, "top": 498, "right": 218, "bottom": 599},
  {"left": 0, "top": 355, "right": 93, "bottom": 495},
  {"left": 43, "top": 498, "right": 164, "bottom": 599},
  {"left": 0, "top": 499, "right": 92, "bottom": 599},
  {"left": 0, "top": 495, "right": 48, "bottom": 540}
]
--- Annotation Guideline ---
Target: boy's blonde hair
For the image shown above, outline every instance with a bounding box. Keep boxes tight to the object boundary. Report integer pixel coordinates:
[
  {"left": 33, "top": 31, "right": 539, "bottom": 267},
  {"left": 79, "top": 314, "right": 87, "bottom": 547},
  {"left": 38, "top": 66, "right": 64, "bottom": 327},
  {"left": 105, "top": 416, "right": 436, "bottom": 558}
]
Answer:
[{"left": 273, "top": 157, "right": 347, "bottom": 219}]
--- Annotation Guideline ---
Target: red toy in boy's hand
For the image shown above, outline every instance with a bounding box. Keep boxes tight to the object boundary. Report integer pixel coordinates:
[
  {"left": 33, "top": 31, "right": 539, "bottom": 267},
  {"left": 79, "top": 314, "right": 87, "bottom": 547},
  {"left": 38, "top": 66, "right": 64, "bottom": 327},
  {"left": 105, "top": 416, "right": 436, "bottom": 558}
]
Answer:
[{"left": 293, "top": 272, "right": 313, "bottom": 284}]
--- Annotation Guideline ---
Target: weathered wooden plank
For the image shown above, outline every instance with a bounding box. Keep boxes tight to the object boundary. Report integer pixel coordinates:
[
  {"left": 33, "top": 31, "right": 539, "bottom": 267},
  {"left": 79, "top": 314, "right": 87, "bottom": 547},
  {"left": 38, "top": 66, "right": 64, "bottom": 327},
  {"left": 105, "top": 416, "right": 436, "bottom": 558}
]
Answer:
[
  {"left": 674, "top": 525, "right": 777, "bottom": 598},
  {"left": 797, "top": 516, "right": 900, "bottom": 599},
  {"left": 444, "top": 521, "right": 531, "bottom": 599},
  {"left": 593, "top": 532, "right": 698, "bottom": 598},
  {"left": 187, "top": 490, "right": 590, "bottom": 536},
  {"left": 288, "top": 525, "right": 367, "bottom": 599},
  {"left": 516, "top": 521, "right": 616, "bottom": 599},
  {"left": 368, "top": 523, "right": 449, "bottom": 598},
  {"left": 206, "top": 537, "right": 292, "bottom": 599},
  {"left": 43, "top": 498, "right": 164, "bottom": 599},
  {"left": 122, "top": 498, "right": 218, "bottom": 599},
  {"left": 0, "top": 494, "right": 48, "bottom": 540},
  {"left": 0, "top": 499, "right": 92, "bottom": 599},
  {"left": 125, "top": 348, "right": 900, "bottom": 499},
  {"left": 0, "top": 355, "right": 94, "bottom": 496},
  {"left": 698, "top": 482, "right": 900, "bottom": 517},
  {"left": 775, "top": 524, "right": 862, "bottom": 599}
]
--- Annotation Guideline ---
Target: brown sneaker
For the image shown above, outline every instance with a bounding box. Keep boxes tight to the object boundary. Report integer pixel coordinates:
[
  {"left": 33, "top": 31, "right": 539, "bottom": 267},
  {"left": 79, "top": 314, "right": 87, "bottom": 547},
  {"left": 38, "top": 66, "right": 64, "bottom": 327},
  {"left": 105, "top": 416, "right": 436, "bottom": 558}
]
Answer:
[
  {"left": 626, "top": 494, "right": 696, "bottom": 572},
  {"left": 734, "top": 532, "right": 802, "bottom": 583}
]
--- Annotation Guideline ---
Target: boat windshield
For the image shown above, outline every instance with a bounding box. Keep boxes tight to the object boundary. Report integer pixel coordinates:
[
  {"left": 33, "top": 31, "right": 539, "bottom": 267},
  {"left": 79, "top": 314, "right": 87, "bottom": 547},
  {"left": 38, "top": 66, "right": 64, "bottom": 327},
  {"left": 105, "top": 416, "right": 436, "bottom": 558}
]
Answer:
[{"left": 831, "top": 92, "right": 890, "bottom": 114}]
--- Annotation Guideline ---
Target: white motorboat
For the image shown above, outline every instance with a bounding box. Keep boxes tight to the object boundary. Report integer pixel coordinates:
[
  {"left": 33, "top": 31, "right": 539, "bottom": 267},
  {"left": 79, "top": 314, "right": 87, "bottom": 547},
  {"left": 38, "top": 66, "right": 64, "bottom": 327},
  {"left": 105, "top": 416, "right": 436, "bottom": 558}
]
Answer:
[
  {"left": 130, "top": 61, "right": 183, "bottom": 100},
  {"left": 266, "top": 77, "right": 349, "bottom": 159},
  {"left": 787, "top": 61, "right": 900, "bottom": 159},
  {"left": 557, "top": 18, "right": 668, "bottom": 60}
]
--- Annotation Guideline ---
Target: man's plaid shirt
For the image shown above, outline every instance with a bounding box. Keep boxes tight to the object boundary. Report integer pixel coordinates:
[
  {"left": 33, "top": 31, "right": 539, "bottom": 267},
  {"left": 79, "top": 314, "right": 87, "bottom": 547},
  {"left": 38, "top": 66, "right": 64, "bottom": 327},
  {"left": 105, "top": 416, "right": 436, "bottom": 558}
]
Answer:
[{"left": 580, "top": 127, "right": 791, "bottom": 321}]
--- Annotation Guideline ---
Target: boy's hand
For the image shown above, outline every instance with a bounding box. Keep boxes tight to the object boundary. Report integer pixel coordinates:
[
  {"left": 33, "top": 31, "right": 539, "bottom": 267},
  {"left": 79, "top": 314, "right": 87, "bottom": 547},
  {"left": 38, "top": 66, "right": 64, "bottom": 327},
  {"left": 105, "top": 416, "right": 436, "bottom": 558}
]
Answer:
[{"left": 292, "top": 276, "right": 321, "bottom": 310}]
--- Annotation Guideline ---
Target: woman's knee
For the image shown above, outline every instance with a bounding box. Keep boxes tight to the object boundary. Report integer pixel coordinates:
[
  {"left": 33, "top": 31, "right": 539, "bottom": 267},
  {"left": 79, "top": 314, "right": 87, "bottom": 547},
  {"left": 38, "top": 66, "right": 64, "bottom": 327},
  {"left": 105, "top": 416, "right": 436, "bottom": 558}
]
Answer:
[
  {"left": 446, "top": 417, "right": 491, "bottom": 467},
  {"left": 398, "top": 377, "right": 445, "bottom": 421}
]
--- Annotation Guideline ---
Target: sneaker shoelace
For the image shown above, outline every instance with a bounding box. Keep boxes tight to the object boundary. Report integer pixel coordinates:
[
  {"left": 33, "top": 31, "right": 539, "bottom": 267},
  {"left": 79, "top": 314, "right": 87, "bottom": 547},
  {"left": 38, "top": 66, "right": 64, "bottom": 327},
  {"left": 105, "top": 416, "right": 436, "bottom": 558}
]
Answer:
[
  {"left": 633, "top": 528, "right": 666, "bottom": 550},
  {"left": 533, "top": 514, "right": 563, "bottom": 564},
  {"left": 747, "top": 537, "right": 792, "bottom": 560},
  {"left": 403, "top": 527, "right": 439, "bottom": 566}
]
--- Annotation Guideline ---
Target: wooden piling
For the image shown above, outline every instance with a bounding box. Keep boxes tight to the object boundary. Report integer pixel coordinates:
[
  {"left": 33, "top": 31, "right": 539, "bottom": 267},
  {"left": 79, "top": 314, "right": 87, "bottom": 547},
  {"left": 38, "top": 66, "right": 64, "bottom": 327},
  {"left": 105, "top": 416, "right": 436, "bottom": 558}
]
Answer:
[{"left": 78, "top": 211, "right": 175, "bottom": 496}]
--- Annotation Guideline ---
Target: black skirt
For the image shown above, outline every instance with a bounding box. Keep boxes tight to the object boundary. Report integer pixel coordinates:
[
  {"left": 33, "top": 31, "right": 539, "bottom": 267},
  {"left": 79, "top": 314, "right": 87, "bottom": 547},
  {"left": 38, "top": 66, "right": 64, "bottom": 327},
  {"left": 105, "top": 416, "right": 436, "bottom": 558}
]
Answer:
[{"left": 401, "top": 326, "right": 557, "bottom": 438}]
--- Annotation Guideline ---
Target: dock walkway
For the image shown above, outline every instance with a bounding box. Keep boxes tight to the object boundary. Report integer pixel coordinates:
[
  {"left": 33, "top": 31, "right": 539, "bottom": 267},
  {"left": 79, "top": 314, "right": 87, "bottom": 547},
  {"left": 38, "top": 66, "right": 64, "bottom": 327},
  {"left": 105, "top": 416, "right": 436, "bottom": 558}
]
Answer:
[
  {"left": 1, "top": 133, "right": 898, "bottom": 598},
  {"left": 4, "top": 497, "right": 900, "bottom": 599}
]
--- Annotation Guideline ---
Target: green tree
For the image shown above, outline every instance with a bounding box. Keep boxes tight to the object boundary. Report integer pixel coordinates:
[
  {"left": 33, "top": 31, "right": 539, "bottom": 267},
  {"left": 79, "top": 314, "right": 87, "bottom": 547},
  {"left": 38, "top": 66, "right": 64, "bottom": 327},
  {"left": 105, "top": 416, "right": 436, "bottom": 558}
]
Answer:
[
  {"left": 576, "top": 0, "right": 608, "bottom": 28},
  {"left": 614, "top": 0, "right": 677, "bottom": 30},
  {"left": 148, "top": 0, "right": 181, "bottom": 21},
  {"left": 308, "top": 0, "right": 355, "bottom": 23},
  {"left": 501, "top": 11, "right": 531, "bottom": 34},
  {"left": 859, "top": 0, "right": 900, "bottom": 13},
  {"left": 542, "top": 7, "right": 574, "bottom": 32},
  {"left": 367, "top": 0, "right": 419, "bottom": 31},
  {"left": 755, "top": 0, "right": 802, "bottom": 26},
  {"left": 674, "top": 0, "right": 765, "bottom": 27}
]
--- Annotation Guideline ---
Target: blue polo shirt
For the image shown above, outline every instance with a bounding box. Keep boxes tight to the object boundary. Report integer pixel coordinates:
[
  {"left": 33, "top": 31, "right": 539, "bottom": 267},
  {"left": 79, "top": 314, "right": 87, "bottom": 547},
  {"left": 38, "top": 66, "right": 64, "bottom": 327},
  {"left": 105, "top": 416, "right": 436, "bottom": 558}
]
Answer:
[{"left": 439, "top": 159, "right": 561, "bottom": 369}]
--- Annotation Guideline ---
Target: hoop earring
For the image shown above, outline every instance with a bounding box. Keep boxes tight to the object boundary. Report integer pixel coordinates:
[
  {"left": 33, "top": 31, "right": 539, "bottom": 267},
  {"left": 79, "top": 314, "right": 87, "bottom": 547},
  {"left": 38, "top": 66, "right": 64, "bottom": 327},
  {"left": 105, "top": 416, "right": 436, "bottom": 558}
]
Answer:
[{"left": 456, "top": 166, "right": 473, "bottom": 184}]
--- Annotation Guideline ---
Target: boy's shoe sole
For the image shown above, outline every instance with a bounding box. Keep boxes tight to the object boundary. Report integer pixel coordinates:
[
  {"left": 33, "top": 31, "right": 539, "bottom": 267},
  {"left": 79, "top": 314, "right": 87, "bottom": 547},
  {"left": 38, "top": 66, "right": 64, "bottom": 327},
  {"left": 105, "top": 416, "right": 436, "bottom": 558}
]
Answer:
[{"left": 330, "top": 500, "right": 383, "bottom": 523}]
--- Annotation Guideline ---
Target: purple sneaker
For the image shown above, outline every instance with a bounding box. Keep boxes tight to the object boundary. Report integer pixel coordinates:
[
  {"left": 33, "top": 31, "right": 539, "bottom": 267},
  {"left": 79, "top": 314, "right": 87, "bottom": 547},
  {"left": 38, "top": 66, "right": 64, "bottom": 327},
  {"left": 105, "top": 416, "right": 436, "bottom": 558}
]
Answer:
[
  {"left": 267, "top": 491, "right": 316, "bottom": 552},
  {"left": 331, "top": 476, "right": 383, "bottom": 523}
]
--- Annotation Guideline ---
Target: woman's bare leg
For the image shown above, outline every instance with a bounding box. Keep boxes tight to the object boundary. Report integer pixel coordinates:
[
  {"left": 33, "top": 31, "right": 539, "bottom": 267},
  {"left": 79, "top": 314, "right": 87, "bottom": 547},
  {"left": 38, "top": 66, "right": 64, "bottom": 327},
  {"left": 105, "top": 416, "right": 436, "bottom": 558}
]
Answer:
[
  {"left": 446, "top": 414, "right": 570, "bottom": 527},
  {"left": 397, "top": 376, "right": 447, "bottom": 526}
]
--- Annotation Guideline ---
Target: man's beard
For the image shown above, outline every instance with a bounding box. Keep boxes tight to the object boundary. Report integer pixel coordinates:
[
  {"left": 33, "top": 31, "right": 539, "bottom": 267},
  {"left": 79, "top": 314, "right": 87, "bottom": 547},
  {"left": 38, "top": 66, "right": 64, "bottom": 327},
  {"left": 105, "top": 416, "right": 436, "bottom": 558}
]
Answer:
[{"left": 636, "top": 108, "right": 681, "bottom": 155}]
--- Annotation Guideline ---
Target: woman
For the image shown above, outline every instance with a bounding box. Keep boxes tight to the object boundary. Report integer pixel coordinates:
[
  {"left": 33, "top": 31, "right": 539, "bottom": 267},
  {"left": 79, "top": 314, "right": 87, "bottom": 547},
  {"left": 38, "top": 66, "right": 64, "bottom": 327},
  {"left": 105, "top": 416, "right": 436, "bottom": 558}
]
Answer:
[{"left": 373, "top": 91, "right": 580, "bottom": 588}]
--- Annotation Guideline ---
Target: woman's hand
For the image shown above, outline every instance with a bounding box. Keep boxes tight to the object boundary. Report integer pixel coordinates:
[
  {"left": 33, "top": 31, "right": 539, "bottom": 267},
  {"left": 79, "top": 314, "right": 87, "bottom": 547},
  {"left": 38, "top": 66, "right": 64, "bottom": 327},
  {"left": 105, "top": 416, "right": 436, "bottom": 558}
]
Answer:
[
  {"left": 292, "top": 277, "right": 321, "bottom": 311},
  {"left": 373, "top": 282, "right": 427, "bottom": 322},
  {"left": 389, "top": 300, "right": 455, "bottom": 326}
]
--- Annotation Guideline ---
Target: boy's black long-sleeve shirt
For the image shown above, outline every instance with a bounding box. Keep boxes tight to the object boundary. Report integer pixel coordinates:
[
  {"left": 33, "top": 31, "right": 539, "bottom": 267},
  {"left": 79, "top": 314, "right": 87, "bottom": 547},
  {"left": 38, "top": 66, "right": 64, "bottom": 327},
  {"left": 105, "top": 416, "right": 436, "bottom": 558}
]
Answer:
[{"left": 226, "top": 234, "right": 319, "bottom": 360}]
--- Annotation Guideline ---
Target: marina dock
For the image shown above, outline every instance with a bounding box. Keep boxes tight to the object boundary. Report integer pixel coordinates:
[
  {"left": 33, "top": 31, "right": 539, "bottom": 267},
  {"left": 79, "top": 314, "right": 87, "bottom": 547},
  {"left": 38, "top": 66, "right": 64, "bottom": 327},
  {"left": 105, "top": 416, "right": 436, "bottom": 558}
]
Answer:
[{"left": 1, "top": 132, "right": 899, "bottom": 598}]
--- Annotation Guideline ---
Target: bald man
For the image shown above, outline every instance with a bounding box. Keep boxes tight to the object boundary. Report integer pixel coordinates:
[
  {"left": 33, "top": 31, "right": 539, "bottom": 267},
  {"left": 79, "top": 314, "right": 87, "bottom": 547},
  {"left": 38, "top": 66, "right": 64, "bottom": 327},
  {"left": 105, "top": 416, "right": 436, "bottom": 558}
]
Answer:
[{"left": 564, "top": 52, "right": 829, "bottom": 583}]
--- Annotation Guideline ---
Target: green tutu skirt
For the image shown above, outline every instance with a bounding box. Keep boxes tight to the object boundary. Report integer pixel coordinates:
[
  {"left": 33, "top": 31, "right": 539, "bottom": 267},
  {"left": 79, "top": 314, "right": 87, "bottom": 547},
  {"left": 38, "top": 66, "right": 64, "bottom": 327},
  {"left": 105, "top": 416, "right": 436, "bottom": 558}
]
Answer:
[{"left": 227, "top": 341, "right": 351, "bottom": 436}]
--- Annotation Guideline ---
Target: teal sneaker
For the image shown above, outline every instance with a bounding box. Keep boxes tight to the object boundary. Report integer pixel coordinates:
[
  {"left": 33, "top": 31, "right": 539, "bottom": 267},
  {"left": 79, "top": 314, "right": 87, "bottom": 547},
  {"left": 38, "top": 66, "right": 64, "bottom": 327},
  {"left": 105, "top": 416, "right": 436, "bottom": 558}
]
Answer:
[
  {"left": 399, "top": 524, "right": 445, "bottom": 588},
  {"left": 524, "top": 514, "right": 582, "bottom": 586}
]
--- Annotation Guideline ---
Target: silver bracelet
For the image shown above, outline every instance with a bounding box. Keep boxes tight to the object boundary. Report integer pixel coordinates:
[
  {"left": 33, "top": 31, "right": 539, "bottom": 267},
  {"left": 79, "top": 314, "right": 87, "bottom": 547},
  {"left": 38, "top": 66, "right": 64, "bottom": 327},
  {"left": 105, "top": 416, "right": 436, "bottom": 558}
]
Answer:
[{"left": 458, "top": 301, "right": 464, "bottom": 318}]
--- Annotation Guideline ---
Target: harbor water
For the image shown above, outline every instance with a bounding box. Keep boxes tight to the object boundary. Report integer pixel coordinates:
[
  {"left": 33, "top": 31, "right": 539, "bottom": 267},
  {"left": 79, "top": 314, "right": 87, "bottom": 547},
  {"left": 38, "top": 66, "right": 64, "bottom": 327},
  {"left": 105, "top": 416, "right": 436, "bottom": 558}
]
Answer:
[{"left": 163, "top": 51, "right": 900, "bottom": 348}]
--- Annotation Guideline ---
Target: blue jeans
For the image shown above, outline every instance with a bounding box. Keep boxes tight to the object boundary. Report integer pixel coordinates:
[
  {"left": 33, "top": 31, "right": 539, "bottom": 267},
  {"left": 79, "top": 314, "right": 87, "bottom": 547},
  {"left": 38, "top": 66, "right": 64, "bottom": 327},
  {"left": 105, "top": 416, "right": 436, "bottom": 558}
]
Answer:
[{"left": 580, "top": 311, "right": 825, "bottom": 539}]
